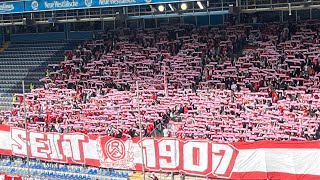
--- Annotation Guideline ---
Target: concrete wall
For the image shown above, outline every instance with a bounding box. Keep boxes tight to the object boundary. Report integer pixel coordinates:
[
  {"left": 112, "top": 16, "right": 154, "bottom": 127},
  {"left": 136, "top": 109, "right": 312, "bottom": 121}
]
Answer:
[
  {"left": 68, "top": 31, "right": 93, "bottom": 40},
  {"left": 184, "top": 15, "right": 224, "bottom": 26},
  {"left": 10, "top": 32, "right": 65, "bottom": 41},
  {"left": 210, "top": 15, "right": 224, "bottom": 25},
  {"left": 0, "top": 34, "right": 3, "bottom": 45},
  {"left": 10, "top": 31, "right": 94, "bottom": 42}
]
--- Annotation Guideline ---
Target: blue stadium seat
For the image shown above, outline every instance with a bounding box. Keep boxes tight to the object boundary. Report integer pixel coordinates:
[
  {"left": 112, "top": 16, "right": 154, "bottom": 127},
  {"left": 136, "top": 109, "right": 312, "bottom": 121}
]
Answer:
[
  {"left": 75, "top": 167, "right": 81, "bottom": 173},
  {"left": 10, "top": 168, "right": 15, "bottom": 174},
  {"left": 32, "top": 171, "right": 38, "bottom": 176},
  {"left": 105, "top": 170, "right": 111, "bottom": 176},
  {"left": 121, "top": 172, "right": 129, "bottom": 178},
  {"left": 88, "top": 169, "right": 97, "bottom": 175},
  {"left": 20, "top": 163, "right": 26, "bottom": 168}
]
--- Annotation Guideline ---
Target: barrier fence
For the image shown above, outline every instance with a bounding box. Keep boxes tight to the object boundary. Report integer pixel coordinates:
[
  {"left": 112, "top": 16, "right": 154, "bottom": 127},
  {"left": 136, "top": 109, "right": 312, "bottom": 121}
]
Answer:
[{"left": 0, "top": 125, "right": 319, "bottom": 179}]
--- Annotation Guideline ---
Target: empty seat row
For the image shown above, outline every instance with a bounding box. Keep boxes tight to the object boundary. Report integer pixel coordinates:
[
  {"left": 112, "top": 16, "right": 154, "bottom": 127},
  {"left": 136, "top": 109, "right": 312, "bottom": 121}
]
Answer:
[
  {"left": 2, "top": 50, "right": 64, "bottom": 54},
  {"left": 0, "top": 61, "right": 60, "bottom": 66}
]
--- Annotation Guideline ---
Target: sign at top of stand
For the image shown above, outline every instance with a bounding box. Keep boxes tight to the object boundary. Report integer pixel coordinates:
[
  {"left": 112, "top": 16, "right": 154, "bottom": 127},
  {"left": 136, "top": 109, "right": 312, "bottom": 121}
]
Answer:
[
  {"left": 0, "top": 1, "right": 25, "bottom": 14},
  {"left": 24, "top": 0, "right": 185, "bottom": 12}
]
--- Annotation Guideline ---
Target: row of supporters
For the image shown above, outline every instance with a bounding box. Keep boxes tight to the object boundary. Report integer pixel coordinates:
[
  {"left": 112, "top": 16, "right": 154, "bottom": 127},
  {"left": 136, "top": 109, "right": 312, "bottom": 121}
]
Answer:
[{"left": 0, "top": 0, "right": 187, "bottom": 14}]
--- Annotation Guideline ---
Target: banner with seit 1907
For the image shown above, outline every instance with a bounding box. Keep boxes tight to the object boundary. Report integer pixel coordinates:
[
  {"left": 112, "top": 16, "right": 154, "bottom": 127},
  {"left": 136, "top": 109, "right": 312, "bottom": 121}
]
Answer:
[{"left": 0, "top": 125, "right": 319, "bottom": 180}]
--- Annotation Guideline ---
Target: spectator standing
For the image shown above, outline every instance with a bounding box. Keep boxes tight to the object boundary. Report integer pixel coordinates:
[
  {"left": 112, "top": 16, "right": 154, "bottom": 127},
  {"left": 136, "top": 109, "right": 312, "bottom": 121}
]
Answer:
[{"left": 29, "top": 83, "right": 34, "bottom": 91}]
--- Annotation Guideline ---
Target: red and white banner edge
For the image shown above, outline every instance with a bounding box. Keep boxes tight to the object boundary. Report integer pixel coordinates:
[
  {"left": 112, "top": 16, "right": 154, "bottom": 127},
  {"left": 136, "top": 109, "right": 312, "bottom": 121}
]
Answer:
[{"left": 0, "top": 125, "right": 319, "bottom": 180}]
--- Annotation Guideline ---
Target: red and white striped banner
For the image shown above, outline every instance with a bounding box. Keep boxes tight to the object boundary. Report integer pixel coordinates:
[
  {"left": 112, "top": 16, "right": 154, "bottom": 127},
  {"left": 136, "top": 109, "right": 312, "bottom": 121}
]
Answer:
[
  {"left": 0, "top": 125, "right": 319, "bottom": 180},
  {"left": 0, "top": 173, "right": 23, "bottom": 180}
]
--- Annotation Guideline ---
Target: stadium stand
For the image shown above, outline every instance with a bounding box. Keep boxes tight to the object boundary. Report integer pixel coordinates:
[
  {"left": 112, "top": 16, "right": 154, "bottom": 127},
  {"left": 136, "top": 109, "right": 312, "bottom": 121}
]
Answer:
[
  {"left": 2, "top": 0, "right": 320, "bottom": 179},
  {"left": 1, "top": 21, "right": 320, "bottom": 143}
]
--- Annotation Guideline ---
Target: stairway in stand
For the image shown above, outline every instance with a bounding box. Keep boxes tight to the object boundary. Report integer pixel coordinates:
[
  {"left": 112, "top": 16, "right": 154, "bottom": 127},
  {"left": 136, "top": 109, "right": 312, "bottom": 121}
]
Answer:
[{"left": 0, "top": 40, "right": 80, "bottom": 110}]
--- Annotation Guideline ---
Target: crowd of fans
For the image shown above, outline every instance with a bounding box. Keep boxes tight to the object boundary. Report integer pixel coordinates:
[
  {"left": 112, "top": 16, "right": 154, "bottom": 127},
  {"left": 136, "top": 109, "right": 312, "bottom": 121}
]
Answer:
[{"left": 1, "top": 21, "right": 320, "bottom": 142}]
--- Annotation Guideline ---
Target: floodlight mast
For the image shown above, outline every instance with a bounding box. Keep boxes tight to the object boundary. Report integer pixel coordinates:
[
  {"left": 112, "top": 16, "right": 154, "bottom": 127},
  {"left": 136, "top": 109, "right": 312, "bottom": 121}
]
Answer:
[
  {"left": 136, "top": 81, "right": 146, "bottom": 180},
  {"left": 22, "top": 80, "right": 30, "bottom": 178}
]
